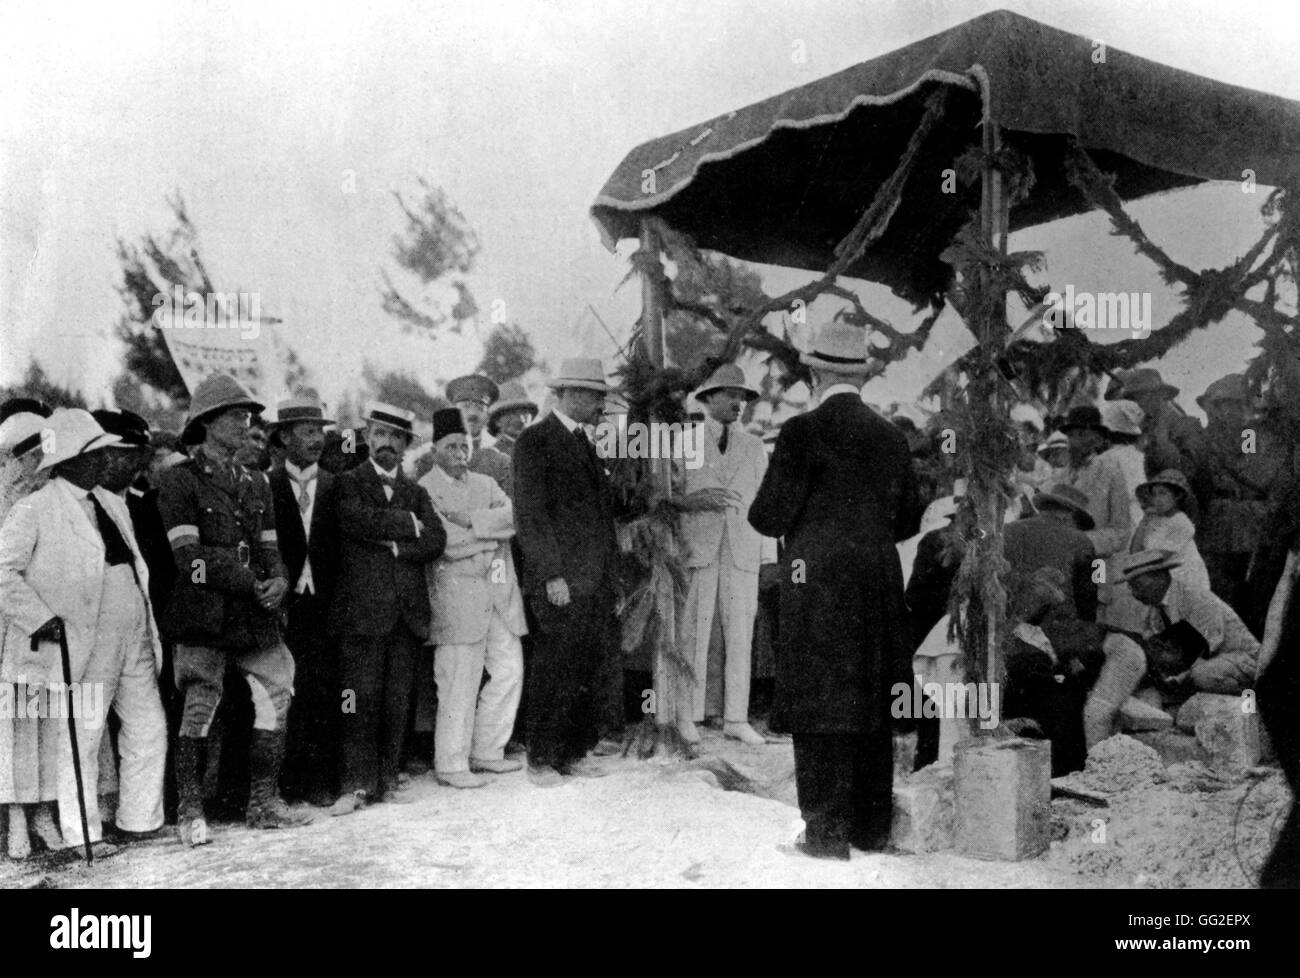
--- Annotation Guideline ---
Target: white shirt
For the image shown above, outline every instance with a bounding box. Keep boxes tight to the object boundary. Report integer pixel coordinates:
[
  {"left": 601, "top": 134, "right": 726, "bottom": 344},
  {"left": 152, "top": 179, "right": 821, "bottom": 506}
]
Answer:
[
  {"left": 820, "top": 383, "right": 863, "bottom": 403},
  {"left": 285, "top": 460, "right": 318, "bottom": 595}
]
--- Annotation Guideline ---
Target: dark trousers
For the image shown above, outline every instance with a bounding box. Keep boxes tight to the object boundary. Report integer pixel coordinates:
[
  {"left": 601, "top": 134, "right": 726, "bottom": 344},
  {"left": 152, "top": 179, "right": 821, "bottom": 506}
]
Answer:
[
  {"left": 1258, "top": 648, "right": 1300, "bottom": 888},
  {"left": 337, "top": 624, "right": 418, "bottom": 796},
  {"left": 526, "top": 587, "right": 615, "bottom": 770},
  {"left": 792, "top": 729, "right": 894, "bottom": 856},
  {"left": 282, "top": 594, "right": 339, "bottom": 801}
]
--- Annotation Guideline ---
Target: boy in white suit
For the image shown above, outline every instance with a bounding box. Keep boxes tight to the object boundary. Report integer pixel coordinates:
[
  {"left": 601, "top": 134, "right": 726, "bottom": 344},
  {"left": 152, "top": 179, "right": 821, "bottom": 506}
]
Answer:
[
  {"left": 419, "top": 408, "right": 527, "bottom": 788},
  {"left": 0, "top": 409, "right": 166, "bottom": 853},
  {"left": 675, "top": 364, "right": 770, "bottom": 746}
]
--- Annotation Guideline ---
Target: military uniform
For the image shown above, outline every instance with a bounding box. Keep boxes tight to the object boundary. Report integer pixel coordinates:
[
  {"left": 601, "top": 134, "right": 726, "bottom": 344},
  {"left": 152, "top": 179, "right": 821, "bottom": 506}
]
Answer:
[{"left": 158, "top": 442, "right": 303, "bottom": 840}]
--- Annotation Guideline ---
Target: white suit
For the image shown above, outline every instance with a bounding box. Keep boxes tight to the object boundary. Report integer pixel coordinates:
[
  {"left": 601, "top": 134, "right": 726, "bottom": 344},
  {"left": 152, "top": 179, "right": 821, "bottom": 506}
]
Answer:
[
  {"left": 0, "top": 477, "right": 166, "bottom": 845},
  {"left": 675, "top": 419, "right": 768, "bottom": 722},
  {"left": 419, "top": 465, "right": 526, "bottom": 774}
]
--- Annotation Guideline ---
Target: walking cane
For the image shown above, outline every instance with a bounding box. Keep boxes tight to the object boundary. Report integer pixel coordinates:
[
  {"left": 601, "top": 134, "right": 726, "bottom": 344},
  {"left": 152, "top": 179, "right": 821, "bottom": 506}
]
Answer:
[{"left": 48, "top": 618, "right": 94, "bottom": 864}]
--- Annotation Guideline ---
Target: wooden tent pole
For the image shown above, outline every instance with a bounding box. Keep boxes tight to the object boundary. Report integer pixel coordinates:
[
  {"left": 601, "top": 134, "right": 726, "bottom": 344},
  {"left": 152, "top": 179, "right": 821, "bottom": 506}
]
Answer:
[{"left": 637, "top": 218, "right": 677, "bottom": 734}]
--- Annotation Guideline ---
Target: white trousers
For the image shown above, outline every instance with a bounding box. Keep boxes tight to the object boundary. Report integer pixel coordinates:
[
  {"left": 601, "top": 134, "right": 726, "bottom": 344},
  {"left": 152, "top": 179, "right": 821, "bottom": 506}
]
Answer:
[
  {"left": 677, "top": 533, "right": 758, "bottom": 723},
  {"left": 1082, "top": 633, "right": 1147, "bottom": 750},
  {"left": 56, "top": 566, "right": 166, "bottom": 846},
  {"left": 433, "top": 609, "right": 523, "bottom": 773}
]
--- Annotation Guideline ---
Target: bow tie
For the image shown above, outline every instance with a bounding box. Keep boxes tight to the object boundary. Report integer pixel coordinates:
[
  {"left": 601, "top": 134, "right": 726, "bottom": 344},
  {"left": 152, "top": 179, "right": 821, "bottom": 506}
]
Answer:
[
  {"left": 287, "top": 471, "right": 316, "bottom": 487},
  {"left": 375, "top": 472, "right": 398, "bottom": 488}
]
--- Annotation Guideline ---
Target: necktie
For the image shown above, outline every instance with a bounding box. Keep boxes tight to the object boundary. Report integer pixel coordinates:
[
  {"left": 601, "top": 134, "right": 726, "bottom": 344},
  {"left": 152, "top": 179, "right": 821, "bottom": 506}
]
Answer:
[
  {"left": 1155, "top": 604, "right": 1174, "bottom": 634},
  {"left": 718, "top": 425, "right": 729, "bottom": 455},
  {"left": 89, "top": 493, "right": 134, "bottom": 567},
  {"left": 289, "top": 473, "right": 314, "bottom": 513}
]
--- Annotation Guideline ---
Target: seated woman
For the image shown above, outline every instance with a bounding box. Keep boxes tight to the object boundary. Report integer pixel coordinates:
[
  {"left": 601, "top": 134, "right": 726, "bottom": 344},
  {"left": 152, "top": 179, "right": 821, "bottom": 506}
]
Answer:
[{"left": 1130, "top": 470, "right": 1210, "bottom": 591}]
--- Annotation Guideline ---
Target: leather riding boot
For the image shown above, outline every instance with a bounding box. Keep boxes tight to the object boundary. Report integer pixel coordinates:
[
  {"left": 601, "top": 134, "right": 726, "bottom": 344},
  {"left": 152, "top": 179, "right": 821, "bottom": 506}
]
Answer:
[
  {"left": 246, "top": 729, "right": 311, "bottom": 829},
  {"left": 175, "top": 736, "right": 211, "bottom": 847}
]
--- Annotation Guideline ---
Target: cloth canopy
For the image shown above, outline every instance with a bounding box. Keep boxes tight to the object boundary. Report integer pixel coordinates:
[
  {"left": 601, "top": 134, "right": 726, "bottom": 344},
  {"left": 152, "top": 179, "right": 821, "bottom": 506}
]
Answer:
[{"left": 591, "top": 9, "right": 1300, "bottom": 307}]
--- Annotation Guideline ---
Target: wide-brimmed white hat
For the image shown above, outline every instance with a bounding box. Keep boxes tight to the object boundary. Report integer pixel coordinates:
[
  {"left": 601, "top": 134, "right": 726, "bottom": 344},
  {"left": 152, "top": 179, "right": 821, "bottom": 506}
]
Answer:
[
  {"left": 800, "top": 318, "right": 873, "bottom": 375},
  {"left": 36, "top": 409, "right": 123, "bottom": 472},
  {"left": 0, "top": 412, "right": 47, "bottom": 459},
  {"left": 547, "top": 358, "right": 612, "bottom": 393},
  {"left": 695, "top": 363, "right": 760, "bottom": 401}
]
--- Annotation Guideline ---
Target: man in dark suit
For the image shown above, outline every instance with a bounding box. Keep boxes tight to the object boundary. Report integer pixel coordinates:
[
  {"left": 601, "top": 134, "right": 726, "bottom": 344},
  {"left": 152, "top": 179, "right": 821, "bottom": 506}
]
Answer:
[
  {"left": 328, "top": 402, "right": 444, "bottom": 815},
  {"left": 1005, "top": 485, "right": 1099, "bottom": 625},
  {"left": 266, "top": 392, "right": 340, "bottom": 806},
  {"left": 749, "top": 316, "right": 922, "bottom": 860},
  {"left": 513, "top": 359, "right": 621, "bottom": 784}
]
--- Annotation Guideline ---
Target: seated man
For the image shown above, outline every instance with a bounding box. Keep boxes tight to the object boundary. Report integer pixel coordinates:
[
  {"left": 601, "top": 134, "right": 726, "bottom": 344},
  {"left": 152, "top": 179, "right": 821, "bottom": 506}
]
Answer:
[{"left": 1082, "top": 549, "right": 1260, "bottom": 746}]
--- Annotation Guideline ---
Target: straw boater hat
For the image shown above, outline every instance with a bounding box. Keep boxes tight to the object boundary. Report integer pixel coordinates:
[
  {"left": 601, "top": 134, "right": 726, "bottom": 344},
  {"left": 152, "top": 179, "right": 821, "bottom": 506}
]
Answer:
[
  {"left": 362, "top": 401, "right": 419, "bottom": 442},
  {"left": 488, "top": 381, "right": 538, "bottom": 421},
  {"left": 0, "top": 412, "right": 48, "bottom": 460},
  {"left": 1117, "top": 368, "right": 1179, "bottom": 401},
  {"left": 1031, "top": 483, "right": 1096, "bottom": 530},
  {"left": 1196, "top": 374, "right": 1249, "bottom": 409},
  {"left": 1135, "top": 469, "right": 1194, "bottom": 506},
  {"left": 800, "top": 317, "right": 873, "bottom": 375},
  {"left": 181, "top": 373, "right": 265, "bottom": 444},
  {"left": 1099, "top": 399, "right": 1144, "bottom": 437},
  {"left": 695, "top": 363, "right": 760, "bottom": 402},
  {"left": 547, "top": 358, "right": 613, "bottom": 393},
  {"left": 36, "top": 409, "right": 123, "bottom": 472},
  {"left": 1036, "top": 430, "right": 1070, "bottom": 457},
  {"left": 445, "top": 375, "right": 500, "bottom": 407},
  {"left": 1115, "top": 548, "right": 1182, "bottom": 582},
  {"left": 267, "top": 390, "right": 334, "bottom": 432}
]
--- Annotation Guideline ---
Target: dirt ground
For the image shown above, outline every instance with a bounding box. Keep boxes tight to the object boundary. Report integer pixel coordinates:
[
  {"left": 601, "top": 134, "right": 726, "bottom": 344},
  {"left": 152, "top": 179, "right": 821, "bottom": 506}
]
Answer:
[{"left": 1, "top": 729, "right": 1287, "bottom": 889}]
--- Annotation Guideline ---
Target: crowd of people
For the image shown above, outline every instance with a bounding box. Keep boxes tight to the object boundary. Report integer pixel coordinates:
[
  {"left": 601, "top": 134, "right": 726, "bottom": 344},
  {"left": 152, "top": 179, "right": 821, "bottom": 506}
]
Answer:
[
  {"left": 1, "top": 327, "right": 1296, "bottom": 884},
  {"left": 0, "top": 353, "right": 782, "bottom": 860}
]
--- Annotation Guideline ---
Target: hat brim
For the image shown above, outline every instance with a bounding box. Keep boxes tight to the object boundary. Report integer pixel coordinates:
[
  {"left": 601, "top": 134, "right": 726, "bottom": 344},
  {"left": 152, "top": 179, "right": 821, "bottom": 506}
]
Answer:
[
  {"left": 267, "top": 415, "right": 335, "bottom": 431},
  {"left": 488, "top": 398, "right": 539, "bottom": 419},
  {"left": 1126, "top": 383, "right": 1180, "bottom": 400},
  {"left": 695, "top": 384, "right": 760, "bottom": 402},
  {"left": 36, "top": 432, "right": 124, "bottom": 471},
  {"left": 364, "top": 417, "right": 422, "bottom": 443},
  {"left": 1032, "top": 493, "right": 1096, "bottom": 531},
  {"left": 1117, "top": 559, "right": 1182, "bottom": 582},
  {"left": 799, "top": 352, "right": 874, "bottom": 375},
  {"left": 182, "top": 398, "right": 266, "bottom": 443},
  {"left": 547, "top": 378, "right": 612, "bottom": 393}
]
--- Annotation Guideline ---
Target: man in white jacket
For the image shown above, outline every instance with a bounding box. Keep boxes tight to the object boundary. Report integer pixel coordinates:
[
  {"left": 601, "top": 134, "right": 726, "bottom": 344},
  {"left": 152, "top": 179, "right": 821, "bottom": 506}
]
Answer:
[
  {"left": 674, "top": 364, "right": 770, "bottom": 746},
  {"left": 0, "top": 409, "right": 166, "bottom": 853},
  {"left": 419, "top": 408, "right": 526, "bottom": 788}
]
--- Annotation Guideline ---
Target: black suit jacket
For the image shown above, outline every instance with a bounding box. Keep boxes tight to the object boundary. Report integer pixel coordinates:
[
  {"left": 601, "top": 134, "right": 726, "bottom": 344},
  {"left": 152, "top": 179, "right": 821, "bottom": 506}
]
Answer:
[
  {"left": 512, "top": 412, "right": 619, "bottom": 598},
  {"left": 126, "top": 482, "right": 175, "bottom": 617},
  {"left": 269, "top": 466, "right": 339, "bottom": 607},
  {"left": 748, "top": 392, "right": 923, "bottom": 733},
  {"left": 329, "top": 462, "right": 445, "bottom": 639}
]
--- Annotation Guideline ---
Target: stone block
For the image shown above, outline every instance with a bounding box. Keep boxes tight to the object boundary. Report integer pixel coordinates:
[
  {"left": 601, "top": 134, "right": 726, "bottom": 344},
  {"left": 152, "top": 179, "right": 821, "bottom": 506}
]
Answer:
[
  {"left": 954, "top": 737, "right": 1051, "bottom": 861},
  {"left": 1131, "top": 729, "right": 1204, "bottom": 767},
  {"left": 1119, "top": 696, "right": 1174, "bottom": 732},
  {"left": 1175, "top": 692, "right": 1244, "bottom": 733},
  {"left": 1195, "top": 710, "right": 1260, "bottom": 776},
  {"left": 891, "top": 764, "right": 954, "bottom": 853}
]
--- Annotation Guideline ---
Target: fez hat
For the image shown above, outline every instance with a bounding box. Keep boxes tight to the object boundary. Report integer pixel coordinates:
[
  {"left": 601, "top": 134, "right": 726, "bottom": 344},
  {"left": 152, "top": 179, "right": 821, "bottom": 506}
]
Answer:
[{"left": 432, "top": 407, "right": 467, "bottom": 442}]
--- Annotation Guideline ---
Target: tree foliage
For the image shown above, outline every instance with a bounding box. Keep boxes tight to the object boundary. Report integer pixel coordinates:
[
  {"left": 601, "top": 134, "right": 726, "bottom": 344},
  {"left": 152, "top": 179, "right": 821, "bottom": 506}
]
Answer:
[
  {"left": 0, "top": 360, "right": 88, "bottom": 410},
  {"left": 475, "top": 323, "right": 545, "bottom": 384},
  {"left": 380, "top": 177, "right": 480, "bottom": 337},
  {"left": 362, "top": 362, "right": 444, "bottom": 418}
]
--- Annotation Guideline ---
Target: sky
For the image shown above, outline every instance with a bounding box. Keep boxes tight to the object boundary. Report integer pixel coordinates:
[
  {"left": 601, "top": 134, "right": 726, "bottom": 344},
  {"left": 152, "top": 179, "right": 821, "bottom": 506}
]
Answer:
[{"left": 2, "top": 0, "right": 1299, "bottom": 421}]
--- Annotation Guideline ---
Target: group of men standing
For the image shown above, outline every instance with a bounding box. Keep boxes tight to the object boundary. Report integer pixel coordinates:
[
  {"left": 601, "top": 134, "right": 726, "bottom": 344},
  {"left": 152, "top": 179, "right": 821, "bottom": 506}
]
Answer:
[{"left": 1, "top": 346, "right": 798, "bottom": 857}]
